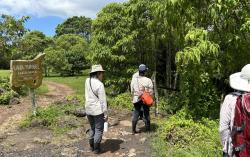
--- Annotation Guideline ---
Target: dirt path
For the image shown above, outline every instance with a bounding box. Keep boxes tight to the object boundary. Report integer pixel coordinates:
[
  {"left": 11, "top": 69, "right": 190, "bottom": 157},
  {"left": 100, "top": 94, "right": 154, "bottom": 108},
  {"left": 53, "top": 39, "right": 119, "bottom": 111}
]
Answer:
[
  {"left": 0, "top": 82, "right": 155, "bottom": 157},
  {"left": 0, "top": 81, "right": 74, "bottom": 135},
  {"left": 1, "top": 109, "right": 155, "bottom": 157}
]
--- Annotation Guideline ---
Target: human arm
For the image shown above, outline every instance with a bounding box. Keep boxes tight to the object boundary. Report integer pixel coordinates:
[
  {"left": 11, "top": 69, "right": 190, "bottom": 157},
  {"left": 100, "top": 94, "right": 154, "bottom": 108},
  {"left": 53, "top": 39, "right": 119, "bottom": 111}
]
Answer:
[
  {"left": 219, "top": 95, "right": 234, "bottom": 153},
  {"left": 97, "top": 83, "right": 108, "bottom": 117}
]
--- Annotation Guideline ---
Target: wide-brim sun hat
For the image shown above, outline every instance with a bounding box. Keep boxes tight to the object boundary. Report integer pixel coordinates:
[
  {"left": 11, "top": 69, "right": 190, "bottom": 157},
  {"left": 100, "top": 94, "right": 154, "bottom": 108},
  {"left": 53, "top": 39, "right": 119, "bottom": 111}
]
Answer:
[
  {"left": 90, "top": 64, "right": 105, "bottom": 73},
  {"left": 230, "top": 64, "right": 250, "bottom": 92}
]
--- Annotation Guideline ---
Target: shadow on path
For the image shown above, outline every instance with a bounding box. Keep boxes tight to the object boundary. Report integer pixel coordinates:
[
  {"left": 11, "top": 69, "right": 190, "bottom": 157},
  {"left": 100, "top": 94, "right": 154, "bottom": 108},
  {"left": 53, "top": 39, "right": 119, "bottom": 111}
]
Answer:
[{"left": 101, "top": 139, "right": 124, "bottom": 153}]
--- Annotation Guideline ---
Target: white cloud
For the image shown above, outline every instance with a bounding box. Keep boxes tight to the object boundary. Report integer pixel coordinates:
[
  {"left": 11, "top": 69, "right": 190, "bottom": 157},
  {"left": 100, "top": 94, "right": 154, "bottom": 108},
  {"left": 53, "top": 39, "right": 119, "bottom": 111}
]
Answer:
[{"left": 0, "top": 0, "right": 128, "bottom": 18}]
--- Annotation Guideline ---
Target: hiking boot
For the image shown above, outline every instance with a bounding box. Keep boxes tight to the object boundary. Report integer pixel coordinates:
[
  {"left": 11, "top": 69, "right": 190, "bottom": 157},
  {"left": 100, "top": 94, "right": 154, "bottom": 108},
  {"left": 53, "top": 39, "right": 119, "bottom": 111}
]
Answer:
[
  {"left": 145, "top": 121, "right": 151, "bottom": 132},
  {"left": 132, "top": 130, "right": 138, "bottom": 135},
  {"left": 89, "top": 139, "right": 94, "bottom": 151},
  {"left": 132, "top": 121, "right": 138, "bottom": 135},
  {"left": 94, "top": 143, "right": 101, "bottom": 154}
]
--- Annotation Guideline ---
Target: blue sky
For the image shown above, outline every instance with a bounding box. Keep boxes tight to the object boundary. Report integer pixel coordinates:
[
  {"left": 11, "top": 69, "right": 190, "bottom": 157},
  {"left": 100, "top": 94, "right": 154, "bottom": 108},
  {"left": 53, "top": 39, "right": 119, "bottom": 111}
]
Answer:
[{"left": 0, "top": 0, "right": 128, "bottom": 36}]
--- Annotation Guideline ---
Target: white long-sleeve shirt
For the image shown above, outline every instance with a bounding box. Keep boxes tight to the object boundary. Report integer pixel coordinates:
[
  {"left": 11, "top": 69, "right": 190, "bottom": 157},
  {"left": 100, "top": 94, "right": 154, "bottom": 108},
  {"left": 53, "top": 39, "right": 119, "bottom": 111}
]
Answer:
[
  {"left": 85, "top": 77, "right": 107, "bottom": 116},
  {"left": 219, "top": 92, "right": 240, "bottom": 156},
  {"left": 130, "top": 72, "right": 153, "bottom": 104}
]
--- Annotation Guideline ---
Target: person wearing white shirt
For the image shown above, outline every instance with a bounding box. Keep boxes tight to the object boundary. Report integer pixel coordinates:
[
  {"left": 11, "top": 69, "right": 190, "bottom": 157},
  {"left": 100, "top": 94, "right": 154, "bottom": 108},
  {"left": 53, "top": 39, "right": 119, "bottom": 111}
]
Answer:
[
  {"left": 219, "top": 64, "right": 250, "bottom": 157},
  {"left": 131, "top": 64, "right": 153, "bottom": 134},
  {"left": 85, "top": 64, "right": 107, "bottom": 154}
]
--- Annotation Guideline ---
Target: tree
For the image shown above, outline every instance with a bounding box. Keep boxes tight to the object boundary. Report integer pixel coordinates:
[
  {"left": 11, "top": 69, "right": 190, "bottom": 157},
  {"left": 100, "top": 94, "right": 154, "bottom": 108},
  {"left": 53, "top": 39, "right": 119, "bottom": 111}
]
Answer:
[
  {"left": 90, "top": 3, "right": 137, "bottom": 93},
  {"left": 0, "top": 15, "right": 29, "bottom": 69},
  {"left": 55, "top": 16, "right": 92, "bottom": 41},
  {"left": 45, "top": 34, "right": 88, "bottom": 76},
  {"left": 91, "top": 0, "right": 250, "bottom": 119},
  {"left": 12, "top": 30, "right": 52, "bottom": 60}
]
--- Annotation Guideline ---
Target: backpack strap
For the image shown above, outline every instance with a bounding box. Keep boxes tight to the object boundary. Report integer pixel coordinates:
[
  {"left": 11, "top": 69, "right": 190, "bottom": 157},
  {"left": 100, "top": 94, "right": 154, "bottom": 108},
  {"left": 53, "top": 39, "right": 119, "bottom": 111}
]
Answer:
[{"left": 89, "top": 78, "right": 99, "bottom": 99}]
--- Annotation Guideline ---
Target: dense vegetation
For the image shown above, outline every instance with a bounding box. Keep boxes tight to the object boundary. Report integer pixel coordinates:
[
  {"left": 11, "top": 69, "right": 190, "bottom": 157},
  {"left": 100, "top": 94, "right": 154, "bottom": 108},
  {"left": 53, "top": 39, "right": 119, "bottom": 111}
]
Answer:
[{"left": 0, "top": 0, "right": 250, "bottom": 156}]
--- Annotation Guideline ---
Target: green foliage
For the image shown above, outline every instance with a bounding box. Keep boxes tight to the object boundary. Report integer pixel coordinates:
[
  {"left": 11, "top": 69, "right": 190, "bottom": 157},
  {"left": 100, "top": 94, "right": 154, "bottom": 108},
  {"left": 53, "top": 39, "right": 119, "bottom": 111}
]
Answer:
[
  {"left": 44, "top": 34, "right": 88, "bottom": 76},
  {"left": 12, "top": 30, "right": 52, "bottom": 60},
  {"left": 0, "top": 70, "right": 9, "bottom": 77},
  {"left": 20, "top": 102, "right": 81, "bottom": 135},
  {"left": 0, "top": 15, "right": 29, "bottom": 69},
  {"left": 0, "top": 77, "right": 19, "bottom": 105},
  {"left": 158, "top": 92, "right": 181, "bottom": 115},
  {"left": 176, "top": 28, "right": 221, "bottom": 119},
  {"left": 109, "top": 92, "right": 133, "bottom": 110},
  {"left": 151, "top": 110, "right": 221, "bottom": 157},
  {"left": 56, "top": 16, "right": 92, "bottom": 41},
  {"left": 90, "top": 3, "right": 139, "bottom": 94},
  {"left": 36, "top": 83, "right": 49, "bottom": 95}
]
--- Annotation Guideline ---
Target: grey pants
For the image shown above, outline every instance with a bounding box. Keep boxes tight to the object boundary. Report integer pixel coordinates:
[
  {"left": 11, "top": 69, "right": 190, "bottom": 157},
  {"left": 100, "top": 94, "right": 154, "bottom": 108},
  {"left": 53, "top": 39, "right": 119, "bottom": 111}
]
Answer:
[{"left": 87, "top": 114, "right": 104, "bottom": 144}]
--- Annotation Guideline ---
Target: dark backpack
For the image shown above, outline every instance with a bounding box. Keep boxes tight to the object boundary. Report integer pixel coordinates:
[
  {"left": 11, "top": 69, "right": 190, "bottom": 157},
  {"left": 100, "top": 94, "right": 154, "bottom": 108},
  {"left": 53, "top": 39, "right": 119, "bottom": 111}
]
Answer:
[{"left": 232, "top": 93, "right": 250, "bottom": 157}]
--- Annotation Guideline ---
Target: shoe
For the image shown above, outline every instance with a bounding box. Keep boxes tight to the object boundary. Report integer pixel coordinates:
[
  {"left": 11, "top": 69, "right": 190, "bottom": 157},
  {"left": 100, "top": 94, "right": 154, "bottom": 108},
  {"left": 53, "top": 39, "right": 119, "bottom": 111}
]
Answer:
[
  {"left": 89, "top": 139, "right": 94, "bottom": 151},
  {"left": 94, "top": 143, "right": 101, "bottom": 154},
  {"left": 145, "top": 122, "right": 151, "bottom": 132},
  {"left": 132, "top": 121, "right": 138, "bottom": 135},
  {"left": 132, "top": 130, "right": 138, "bottom": 135}
]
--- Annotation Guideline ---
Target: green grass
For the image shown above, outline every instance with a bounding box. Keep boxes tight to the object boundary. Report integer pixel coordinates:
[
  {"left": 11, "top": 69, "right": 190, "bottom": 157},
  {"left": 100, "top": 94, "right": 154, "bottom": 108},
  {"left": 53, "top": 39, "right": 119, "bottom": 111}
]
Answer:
[
  {"left": 36, "top": 83, "right": 49, "bottom": 95},
  {"left": 20, "top": 102, "right": 81, "bottom": 135},
  {"left": 151, "top": 110, "right": 221, "bottom": 157},
  {"left": 0, "top": 70, "right": 10, "bottom": 78},
  {"left": 44, "top": 75, "right": 87, "bottom": 97}
]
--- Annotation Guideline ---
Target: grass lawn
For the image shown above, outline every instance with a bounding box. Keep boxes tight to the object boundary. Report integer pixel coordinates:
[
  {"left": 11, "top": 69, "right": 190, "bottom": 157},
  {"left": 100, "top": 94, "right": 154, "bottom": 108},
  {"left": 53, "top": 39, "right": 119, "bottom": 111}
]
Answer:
[
  {"left": 44, "top": 75, "right": 87, "bottom": 97},
  {"left": 0, "top": 70, "right": 10, "bottom": 78},
  {"left": 0, "top": 69, "right": 88, "bottom": 97}
]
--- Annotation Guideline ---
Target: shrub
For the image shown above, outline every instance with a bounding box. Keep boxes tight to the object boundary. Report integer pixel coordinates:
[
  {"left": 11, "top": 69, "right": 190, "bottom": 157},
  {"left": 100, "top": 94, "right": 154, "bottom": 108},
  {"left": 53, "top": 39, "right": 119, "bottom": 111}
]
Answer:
[
  {"left": 20, "top": 101, "right": 82, "bottom": 135},
  {"left": 176, "top": 28, "right": 221, "bottom": 119},
  {"left": 158, "top": 91, "right": 182, "bottom": 115},
  {"left": 0, "top": 77, "right": 19, "bottom": 105},
  {"left": 109, "top": 92, "right": 133, "bottom": 110},
  {"left": 151, "top": 110, "right": 221, "bottom": 157}
]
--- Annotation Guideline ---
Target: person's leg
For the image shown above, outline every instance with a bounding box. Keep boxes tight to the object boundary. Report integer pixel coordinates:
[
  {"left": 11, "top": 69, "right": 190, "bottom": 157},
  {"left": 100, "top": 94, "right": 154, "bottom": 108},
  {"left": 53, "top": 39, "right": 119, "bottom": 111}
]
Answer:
[
  {"left": 142, "top": 104, "right": 150, "bottom": 132},
  {"left": 93, "top": 114, "right": 104, "bottom": 154},
  {"left": 139, "top": 106, "right": 144, "bottom": 120},
  {"left": 87, "top": 115, "right": 95, "bottom": 151},
  {"left": 132, "top": 101, "right": 142, "bottom": 134}
]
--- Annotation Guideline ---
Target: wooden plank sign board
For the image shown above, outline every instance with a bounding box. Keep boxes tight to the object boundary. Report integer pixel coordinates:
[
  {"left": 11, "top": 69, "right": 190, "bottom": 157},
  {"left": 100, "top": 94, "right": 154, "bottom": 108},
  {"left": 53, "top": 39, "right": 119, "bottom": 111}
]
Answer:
[{"left": 10, "top": 53, "right": 45, "bottom": 89}]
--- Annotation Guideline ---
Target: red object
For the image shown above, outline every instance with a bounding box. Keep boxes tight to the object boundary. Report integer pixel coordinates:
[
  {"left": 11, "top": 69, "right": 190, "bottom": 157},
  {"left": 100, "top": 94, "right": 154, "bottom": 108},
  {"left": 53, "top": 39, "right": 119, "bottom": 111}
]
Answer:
[
  {"left": 233, "top": 93, "right": 250, "bottom": 157},
  {"left": 141, "top": 91, "right": 154, "bottom": 107}
]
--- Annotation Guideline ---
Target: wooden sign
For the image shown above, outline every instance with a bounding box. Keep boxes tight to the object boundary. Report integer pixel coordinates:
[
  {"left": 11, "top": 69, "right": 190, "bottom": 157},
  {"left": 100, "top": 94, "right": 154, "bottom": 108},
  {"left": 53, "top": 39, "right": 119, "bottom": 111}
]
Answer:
[{"left": 10, "top": 53, "right": 45, "bottom": 89}]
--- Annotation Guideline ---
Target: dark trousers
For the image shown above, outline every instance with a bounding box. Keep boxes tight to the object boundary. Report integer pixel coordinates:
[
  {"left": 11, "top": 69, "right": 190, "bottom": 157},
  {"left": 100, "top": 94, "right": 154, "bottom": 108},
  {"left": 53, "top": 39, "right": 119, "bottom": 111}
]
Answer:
[
  {"left": 132, "top": 101, "right": 150, "bottom": 131},
  {"left": 87, "top": 114, "right": 104, "bottom": 144}
]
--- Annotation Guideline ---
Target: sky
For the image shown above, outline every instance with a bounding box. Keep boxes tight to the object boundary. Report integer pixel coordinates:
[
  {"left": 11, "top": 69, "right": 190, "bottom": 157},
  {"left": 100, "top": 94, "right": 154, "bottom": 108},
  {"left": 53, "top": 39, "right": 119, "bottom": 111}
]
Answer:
[{"left": 0, "top": 0, "right": 128, "bottom": 36}]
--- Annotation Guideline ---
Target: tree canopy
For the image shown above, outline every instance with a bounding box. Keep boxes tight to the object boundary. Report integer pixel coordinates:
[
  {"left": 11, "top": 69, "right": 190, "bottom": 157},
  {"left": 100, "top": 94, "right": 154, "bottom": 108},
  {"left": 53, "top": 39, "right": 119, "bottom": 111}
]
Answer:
[
  {"left": 90, "top": 0, "right": 250, "bottom": 118},
  {"left": 55, "top": 16, "right": 92, "bottom": 41}
]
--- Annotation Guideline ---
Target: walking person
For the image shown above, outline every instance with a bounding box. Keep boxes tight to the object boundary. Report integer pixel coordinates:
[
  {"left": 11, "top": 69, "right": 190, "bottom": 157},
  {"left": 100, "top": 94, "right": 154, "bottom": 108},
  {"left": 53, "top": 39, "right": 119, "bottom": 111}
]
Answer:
[
  {"left": 131, "top": 64, "right": 153, "bottom": 134},
  {"left": 220, "top": 64, "right": 250, "bottom": 157},
  {"left": 131, "top": 71, "right": 143, "bottom": 120},
  {"left": 85, "top": 64, "right": 108, "bottom": 154}
]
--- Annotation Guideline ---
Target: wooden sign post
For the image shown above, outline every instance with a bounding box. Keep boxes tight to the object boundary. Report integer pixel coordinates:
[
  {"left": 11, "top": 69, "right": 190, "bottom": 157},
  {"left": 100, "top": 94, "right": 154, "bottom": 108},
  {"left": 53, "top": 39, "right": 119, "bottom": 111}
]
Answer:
[{"left": 10, "top": 53, "right": 46, "bottom": 115}]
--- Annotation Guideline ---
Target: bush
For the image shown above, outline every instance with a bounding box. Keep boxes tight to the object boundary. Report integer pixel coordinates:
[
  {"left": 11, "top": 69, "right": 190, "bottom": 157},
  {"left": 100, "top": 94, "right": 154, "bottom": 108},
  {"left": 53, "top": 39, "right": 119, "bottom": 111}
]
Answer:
[
  {"left": 0, "top": 77, "right": 19, "bottom": 105},
  {"left": 20, "top": 101, "right": 82, "bottom": 135},
  {"left": 176, "top": 28, "right": 221, "bottom": 119},
  {"left": 109, "top": 92, "right": 133, "bottom": 110},
  {"left": 151, "top": 109, "right": 221, "bottom": 157},
  {"left": 158, "top": 91, "right": 182, "bottom": 115}
]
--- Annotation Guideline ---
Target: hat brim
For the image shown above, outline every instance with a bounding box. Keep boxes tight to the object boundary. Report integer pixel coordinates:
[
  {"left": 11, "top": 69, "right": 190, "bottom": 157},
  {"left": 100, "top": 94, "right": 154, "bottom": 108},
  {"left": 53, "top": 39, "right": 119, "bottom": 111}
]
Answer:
[
  {"left": 230, "top": 72, "right": 250, "bottom": 92},
  {"left": 89, "top": 70, "right": 105, "bottom": 74}
]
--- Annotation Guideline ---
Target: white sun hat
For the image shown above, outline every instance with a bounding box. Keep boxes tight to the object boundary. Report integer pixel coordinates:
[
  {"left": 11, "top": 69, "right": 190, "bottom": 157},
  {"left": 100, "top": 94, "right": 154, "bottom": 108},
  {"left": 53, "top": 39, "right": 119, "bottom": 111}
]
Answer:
[
  {"left": 230, "top": 64, "right": 250, "bottom": 92},
  {"left": 90, "top": 64, "right": 105, "bottom": 73}
]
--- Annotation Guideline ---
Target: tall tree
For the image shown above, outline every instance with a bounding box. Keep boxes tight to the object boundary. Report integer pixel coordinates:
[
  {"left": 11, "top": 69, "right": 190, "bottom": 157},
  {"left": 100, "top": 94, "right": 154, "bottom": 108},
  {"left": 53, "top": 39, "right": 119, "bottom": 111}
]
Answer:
[
  {"left": 45, "top": 34, "right": 88, "bottom": 76},
  {"left": 12, "top": 30, "right": 52, "bottom": 60},
  {"left": 0, "top": 15, "right": 29, "bottom": 69},
  {"left": 55, "top": 16, "right": 92, "bottom": 41}
]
